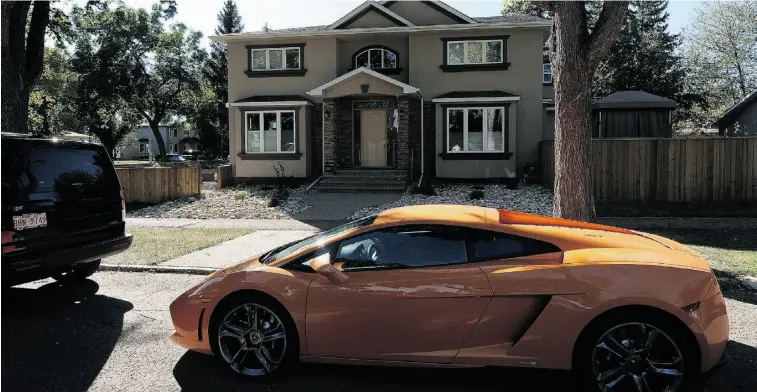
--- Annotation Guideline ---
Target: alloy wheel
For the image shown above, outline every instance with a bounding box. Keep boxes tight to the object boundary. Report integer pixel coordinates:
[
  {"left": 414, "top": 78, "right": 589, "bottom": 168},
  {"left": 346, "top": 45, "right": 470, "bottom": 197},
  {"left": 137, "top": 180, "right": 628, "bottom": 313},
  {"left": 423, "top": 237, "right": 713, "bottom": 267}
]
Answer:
[
  {"left": 592, "top": 322, "right": 684, "bottom": 392},
  {"left": 217, "top": 303, "right": 287, "bottom": 376}
]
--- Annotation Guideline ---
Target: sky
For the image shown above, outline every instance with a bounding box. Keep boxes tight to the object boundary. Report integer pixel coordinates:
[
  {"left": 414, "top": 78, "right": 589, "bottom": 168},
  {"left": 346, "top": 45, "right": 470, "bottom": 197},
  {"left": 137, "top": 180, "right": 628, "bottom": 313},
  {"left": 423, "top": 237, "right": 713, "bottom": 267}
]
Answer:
[{"left": 117, "top": 0, "right": 704, "bottom": 46}]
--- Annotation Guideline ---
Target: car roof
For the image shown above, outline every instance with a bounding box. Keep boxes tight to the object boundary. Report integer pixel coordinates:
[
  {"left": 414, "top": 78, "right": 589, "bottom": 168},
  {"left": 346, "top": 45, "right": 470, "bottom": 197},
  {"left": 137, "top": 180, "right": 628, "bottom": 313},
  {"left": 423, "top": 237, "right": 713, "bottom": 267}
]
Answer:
[
  {"left": 1, "top": 133, "right": 101, "bottom": 148},
  {"left": 375, "top": 205, "right": 492, "bottom": 225}
]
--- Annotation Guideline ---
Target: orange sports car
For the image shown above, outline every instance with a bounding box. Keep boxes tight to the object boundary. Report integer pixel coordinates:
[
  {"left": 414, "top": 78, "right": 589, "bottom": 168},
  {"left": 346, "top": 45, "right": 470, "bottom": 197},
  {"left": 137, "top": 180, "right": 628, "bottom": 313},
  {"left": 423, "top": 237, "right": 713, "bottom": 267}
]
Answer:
[{"left": 169, "top": 205, "right": 728, "bottom": 392}]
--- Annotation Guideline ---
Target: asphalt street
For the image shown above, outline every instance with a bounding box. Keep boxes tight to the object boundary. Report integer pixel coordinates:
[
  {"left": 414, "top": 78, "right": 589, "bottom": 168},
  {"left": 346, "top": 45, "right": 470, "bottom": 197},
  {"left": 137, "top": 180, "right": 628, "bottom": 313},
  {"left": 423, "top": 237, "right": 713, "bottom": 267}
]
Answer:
[{"left": 2, "top": 271, "right": 756, "bottom": 392}]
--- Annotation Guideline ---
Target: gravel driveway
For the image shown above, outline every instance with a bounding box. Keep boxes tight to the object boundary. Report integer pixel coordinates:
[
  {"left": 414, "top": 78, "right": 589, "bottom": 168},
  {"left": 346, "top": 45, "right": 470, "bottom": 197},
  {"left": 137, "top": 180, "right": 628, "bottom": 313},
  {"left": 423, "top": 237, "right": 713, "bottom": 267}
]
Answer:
[{"left": 2, "top": 272, "right": 754, "bottom": 392}]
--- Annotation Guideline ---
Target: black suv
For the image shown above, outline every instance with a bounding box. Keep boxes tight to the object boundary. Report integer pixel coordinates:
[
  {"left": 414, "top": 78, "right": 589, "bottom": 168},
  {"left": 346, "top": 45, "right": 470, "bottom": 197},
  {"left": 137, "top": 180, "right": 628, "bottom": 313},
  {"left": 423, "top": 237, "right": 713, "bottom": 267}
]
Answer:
[{"left": 2, "top": 133, "right": 133, "bottom": 286}]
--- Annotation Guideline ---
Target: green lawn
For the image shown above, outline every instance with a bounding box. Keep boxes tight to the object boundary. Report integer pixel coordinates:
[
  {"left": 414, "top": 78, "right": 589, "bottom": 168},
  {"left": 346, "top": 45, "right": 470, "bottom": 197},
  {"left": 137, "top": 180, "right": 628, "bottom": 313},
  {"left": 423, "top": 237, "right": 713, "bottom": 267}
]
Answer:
[
  {"left": 646, "top": 229, "right": 757, "bottom": 277},
  {"left": 106, "top": 228, "right": 252, "bottom": 265}
]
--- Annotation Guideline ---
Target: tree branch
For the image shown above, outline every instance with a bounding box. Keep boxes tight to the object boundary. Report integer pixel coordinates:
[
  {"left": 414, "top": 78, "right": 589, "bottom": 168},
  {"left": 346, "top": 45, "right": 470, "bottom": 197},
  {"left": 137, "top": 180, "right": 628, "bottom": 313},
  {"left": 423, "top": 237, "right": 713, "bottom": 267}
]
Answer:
[
  {"left": 587, "top": 1, "right": 629, "bottom": 71},
  {"left": 25, "top": 0, "right": 51, "bottom": 86}
]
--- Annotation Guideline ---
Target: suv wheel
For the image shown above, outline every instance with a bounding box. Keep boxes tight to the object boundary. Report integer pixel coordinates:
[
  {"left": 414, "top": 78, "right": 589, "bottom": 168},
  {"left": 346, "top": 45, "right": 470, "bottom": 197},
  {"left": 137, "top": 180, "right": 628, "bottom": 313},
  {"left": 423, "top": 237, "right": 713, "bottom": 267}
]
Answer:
[{"left": 53, "top": 260, "right": 101, "bottom": 282}]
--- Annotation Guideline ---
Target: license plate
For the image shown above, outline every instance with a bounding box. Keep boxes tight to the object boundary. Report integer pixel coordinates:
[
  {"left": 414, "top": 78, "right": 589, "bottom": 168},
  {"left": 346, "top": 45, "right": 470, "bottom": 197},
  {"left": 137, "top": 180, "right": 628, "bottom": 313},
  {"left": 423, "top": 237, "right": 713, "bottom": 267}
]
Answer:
[{"left": 13, "top": 213, "right": 48, "bottom": 230}]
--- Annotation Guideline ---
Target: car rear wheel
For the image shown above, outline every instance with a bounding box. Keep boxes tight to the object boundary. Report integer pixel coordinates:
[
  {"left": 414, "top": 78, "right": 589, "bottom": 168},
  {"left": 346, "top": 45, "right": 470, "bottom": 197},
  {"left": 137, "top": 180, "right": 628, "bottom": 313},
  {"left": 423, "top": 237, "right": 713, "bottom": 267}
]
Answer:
[
  {"left": 52, "top": 260, "right": 101, "bottom": 282},
  {"left": 209, "top": 294, "right": 297, "bottom": 378},
  {"left": 574, "top": 311, "right": 696, "bottom": 392}
]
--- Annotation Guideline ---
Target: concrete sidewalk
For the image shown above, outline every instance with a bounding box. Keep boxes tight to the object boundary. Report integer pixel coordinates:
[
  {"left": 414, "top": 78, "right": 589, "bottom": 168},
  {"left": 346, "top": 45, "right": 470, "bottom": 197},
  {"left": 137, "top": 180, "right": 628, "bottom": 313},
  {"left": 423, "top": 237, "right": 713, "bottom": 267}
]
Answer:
[
  {"left": 127, "top": 216, "right": 757, "bottom": 231},
  {"left": 158, "top": 230, "right": 317, "bottom": 269}
]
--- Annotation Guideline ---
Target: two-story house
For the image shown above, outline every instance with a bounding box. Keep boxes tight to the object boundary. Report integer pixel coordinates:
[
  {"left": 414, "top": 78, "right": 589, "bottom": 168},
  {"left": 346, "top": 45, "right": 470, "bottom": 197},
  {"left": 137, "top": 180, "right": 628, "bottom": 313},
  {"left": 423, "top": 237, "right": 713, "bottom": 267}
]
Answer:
[
  {"left": 120, "top": 125, "right": 201, "bottom": 160},
  {"left": 211, "top": 0, "right": 553, "bottom": 189}
]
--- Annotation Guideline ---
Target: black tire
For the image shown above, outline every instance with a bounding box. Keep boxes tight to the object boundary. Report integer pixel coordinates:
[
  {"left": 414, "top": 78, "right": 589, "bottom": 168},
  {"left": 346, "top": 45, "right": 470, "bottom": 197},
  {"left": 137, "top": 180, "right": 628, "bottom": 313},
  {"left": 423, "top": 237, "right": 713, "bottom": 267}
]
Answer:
[
  {"left": 209, "top": 292, "right": 298, "bottom": 379},
  {"left": 52, "top": 260, "right": 101, "bottom": 282},
  {"left": 573, "top": 309, "right": 698, "bottom": 392}
]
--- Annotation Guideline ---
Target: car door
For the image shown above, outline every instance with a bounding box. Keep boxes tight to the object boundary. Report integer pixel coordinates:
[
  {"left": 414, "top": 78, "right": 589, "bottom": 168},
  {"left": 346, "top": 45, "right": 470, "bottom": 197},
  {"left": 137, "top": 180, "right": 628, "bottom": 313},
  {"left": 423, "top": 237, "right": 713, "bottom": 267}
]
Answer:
[
  {"left": 451, "top": 228, "right": 565, "bottom": 366},
  {"left": 305, "top": 225, "right": 493, "bottom": 363}
]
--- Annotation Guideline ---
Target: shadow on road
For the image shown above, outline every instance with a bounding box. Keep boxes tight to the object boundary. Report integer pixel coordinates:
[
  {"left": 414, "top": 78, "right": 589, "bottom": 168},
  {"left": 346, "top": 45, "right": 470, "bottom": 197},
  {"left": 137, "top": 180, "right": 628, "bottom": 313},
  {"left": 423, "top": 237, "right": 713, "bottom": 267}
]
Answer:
[
  {"left": 693, "top": 340, "right": 757, "bottom": 391},
  {"left": 1, "top": 279, "right": 133, "bottom": 392},
  {"left": 173, "top": 351, "right": 574, "bottom": 392}
]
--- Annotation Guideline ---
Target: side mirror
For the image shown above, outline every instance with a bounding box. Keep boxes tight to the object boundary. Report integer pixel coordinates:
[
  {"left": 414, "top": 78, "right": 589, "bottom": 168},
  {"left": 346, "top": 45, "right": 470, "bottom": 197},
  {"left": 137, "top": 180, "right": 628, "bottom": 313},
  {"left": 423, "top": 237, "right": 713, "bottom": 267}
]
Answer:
[{"left": 308, "top": 253, "right": 349, "bottom": 284}]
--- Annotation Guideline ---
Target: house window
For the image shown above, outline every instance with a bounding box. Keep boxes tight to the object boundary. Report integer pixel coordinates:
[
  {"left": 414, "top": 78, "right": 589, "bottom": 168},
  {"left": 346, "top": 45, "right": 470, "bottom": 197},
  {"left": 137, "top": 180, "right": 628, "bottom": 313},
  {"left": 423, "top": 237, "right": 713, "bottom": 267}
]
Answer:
[
  {"left": 244, "top": 110, "right": 296, "bottom": 153},
  {"left": 447, "top": 107, "right": 505, "bottom": 153},
  {"left": 139, "top": 143, "right": 148, "bottom": 153},
  {"left": 249, "top": 47, "right": 301, "bottom": 71},
  {"left": 170, "top": 143, "right": 179, "bottom": 153},
  {"left": 171, "top": 129, "right": 178, "bottom": 138},
  {"left": 446, "top": 39, "right": 503, "bottom": 65},
  {"left": 543, "top": 63, "right": 553, "bottom": 84},
  {"left": 354, "top": 46, "right": 398, "bottom": 70}
]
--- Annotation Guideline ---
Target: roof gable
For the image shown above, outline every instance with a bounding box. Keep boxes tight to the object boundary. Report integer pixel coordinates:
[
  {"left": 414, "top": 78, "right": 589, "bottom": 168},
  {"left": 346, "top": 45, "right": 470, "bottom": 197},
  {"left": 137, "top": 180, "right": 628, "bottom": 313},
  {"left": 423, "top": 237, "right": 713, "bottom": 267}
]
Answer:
[
  {"left": 328, "top": 1, "right": 414, "bottom": 30},
  {"left": 306, "top": 67, "right": 418, "bottom": 97},
  {"left": 713, "top": 90, "right": 757, "bottom": 127},
  {"left": 382, "top": 1, "right": 477, "bottom": 25}
]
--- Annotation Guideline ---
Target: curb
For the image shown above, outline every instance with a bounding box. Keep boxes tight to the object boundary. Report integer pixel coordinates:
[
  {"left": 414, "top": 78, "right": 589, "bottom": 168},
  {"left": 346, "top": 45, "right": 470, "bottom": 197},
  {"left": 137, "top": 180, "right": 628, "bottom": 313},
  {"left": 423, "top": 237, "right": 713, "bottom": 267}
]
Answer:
[
  {"left": 100, "top": 264, "right": 217, "bottom": 276},
  {"left": 741, "top": 276, "right": 757, "bottom": 291}
]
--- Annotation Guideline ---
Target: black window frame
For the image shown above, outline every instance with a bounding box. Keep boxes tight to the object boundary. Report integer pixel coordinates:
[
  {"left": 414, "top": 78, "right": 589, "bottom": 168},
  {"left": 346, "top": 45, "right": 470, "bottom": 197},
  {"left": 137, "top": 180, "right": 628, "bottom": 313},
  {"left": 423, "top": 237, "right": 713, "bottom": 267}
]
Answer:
[
  {"left": 351, "top": 45, "right": 402, "bottom": 75},
  {"left": 440, "top": 35, "right": 511, "bottom": 73},
  {"left": 245, "top": 43, "right": 307, "bottom": 78}
]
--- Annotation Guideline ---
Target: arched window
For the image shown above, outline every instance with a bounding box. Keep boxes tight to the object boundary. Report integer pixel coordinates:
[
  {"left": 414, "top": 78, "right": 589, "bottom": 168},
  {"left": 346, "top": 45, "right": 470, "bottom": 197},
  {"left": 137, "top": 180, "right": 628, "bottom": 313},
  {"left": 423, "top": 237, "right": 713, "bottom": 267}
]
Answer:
[{"left": 353, "top": 46, "right": 399, "bottom": 70}]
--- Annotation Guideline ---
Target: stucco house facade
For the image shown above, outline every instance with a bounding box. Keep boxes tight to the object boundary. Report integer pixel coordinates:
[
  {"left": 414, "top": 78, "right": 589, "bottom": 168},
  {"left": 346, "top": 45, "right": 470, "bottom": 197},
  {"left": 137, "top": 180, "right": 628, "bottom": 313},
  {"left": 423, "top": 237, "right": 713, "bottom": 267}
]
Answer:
[{"left": 211, "top": 0, "right": 554, "bottom": 188}]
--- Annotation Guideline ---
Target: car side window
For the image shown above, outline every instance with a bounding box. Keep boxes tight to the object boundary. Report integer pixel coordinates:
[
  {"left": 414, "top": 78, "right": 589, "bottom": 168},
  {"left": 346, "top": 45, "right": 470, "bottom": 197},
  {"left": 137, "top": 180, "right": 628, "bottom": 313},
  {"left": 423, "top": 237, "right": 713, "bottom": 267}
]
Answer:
[
  {"left": 467, "top": 230, "right": 561, "bottom": 262},
  {"left": 336, "top": 226, "right": 468, "bottom": 271}
]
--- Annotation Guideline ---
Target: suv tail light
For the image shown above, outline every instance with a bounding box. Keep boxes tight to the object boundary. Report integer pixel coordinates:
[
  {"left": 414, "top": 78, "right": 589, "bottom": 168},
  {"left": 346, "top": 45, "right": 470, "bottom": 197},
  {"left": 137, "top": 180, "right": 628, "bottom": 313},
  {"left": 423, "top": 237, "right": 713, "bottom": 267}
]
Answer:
[{"left": 2, "top": 231, "right": 25, "bottom": 254}]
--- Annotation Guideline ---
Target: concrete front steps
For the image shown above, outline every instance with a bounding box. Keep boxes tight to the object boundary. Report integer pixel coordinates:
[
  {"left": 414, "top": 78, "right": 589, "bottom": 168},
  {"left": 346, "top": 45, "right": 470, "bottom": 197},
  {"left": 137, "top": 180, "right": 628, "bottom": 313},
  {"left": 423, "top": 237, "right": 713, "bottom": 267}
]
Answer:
[{"left": 318, "top": 169, "right": 407, "bottom": 193}]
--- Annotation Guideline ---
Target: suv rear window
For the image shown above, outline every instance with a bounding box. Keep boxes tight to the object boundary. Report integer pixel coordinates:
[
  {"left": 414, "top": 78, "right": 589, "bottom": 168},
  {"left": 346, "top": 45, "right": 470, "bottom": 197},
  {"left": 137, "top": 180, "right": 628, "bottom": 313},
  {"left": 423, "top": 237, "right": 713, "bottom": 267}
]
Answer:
[{"left": 2, "top": 142, "right": 120, "bottom": 203}]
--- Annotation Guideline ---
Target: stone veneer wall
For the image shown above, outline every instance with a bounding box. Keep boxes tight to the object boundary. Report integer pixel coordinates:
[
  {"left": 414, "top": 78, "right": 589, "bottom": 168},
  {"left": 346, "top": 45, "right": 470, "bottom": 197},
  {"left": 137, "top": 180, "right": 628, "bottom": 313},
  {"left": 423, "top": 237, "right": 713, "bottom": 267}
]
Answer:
[
  {"left": 323, "top": 99, "right": 336, "bottom": 168},
  {"left": 408, "top": 97, "right": 422, "bottom": 182},
  {"left": 312, "top": 103, "right": 323, "bottom": 177},
  {"left": 423, "top": 101, "right": 436, "bottom": 178},
  {"left": 335, "top": 98, "right": 354, "bottom": 168},
  {"left": 397, "top": 97, "right": 411, "bottom": 171}
]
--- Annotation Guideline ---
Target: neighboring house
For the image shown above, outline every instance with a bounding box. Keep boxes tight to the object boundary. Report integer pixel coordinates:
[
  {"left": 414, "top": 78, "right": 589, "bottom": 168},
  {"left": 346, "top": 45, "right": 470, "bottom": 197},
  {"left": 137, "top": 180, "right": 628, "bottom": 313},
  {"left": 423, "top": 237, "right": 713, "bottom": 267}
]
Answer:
[
  {"left": 212, "top": 0, "right": 552, "bottom": 187},
  {"left": 120, "top": 125, "right": 201, "bottom": 159},
  {"left": 591, "top": 91, "right": 677, "bottom": 138},
  {"left": 712, "top": 90, "right": 757, "bottom": 136}
]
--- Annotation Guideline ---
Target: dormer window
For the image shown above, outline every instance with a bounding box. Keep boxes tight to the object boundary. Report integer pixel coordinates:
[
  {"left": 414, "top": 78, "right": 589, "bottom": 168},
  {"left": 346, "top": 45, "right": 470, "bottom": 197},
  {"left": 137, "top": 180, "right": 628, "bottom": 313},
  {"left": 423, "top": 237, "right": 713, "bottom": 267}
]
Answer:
[{"left": 353, "top": 46, "right": 400, "bottom": 73}]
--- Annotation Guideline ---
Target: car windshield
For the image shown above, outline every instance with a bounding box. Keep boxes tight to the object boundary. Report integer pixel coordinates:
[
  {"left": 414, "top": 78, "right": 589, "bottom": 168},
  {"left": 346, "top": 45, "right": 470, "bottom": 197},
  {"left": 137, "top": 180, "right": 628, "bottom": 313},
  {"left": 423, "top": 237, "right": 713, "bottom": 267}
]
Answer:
[{"left": 261, "top": 214, "right": 377, "bottom": 264}]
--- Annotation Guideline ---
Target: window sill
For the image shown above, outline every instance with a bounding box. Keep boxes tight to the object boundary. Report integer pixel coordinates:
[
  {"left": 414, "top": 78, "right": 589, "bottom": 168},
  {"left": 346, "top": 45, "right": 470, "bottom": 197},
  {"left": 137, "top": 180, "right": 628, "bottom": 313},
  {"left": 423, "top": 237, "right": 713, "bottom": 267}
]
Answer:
[
  {"left": 543, "top": 82, "right": 554, "bottom": 86},
  {"left": 349, "top": 67, "right": 403, "bottom": 75},
  {"left": 439, "top": 63, "right": 511, "bottom": 73},
  {"left": 244, "top": 69, "right": 308, "bottom": 78},
  {"left": 238, "top": 153, "right": 302, "bottom": 160},
  {"left": 439, "top": 152, "right": 513, "bottom": 160}
]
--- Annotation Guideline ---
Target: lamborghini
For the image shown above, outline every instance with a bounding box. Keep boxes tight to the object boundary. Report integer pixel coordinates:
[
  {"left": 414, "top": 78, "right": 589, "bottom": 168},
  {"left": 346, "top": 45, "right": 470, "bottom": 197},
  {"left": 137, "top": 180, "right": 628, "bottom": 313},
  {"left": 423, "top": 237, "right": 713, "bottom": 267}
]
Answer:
[{"left": 169, "top": 205, "right": 728, "bottom": 391}]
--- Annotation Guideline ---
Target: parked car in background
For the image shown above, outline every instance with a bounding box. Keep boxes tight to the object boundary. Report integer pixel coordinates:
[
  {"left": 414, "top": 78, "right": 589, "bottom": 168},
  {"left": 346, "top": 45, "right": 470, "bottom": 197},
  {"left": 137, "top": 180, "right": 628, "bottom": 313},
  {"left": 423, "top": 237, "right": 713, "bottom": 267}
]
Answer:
[
  {"left": 1, "top": 133, "right": 133, "bottom": 286},
  {"left": 181, "top": 149, "right": 202, "bottom": 161},
  {"left": 166, "top": 154, "right": 187, "bottom": 162}
]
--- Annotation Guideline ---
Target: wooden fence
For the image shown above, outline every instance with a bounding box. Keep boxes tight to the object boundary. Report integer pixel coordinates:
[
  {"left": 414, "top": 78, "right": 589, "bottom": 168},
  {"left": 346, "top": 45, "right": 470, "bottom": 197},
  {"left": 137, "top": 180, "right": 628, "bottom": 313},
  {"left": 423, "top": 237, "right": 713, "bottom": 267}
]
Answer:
[
  {"left": 539, "top": 137, "right": 757, "bottom": 203},
  {"left": 116, "top": 167, "right": 201, "bottom": 203},
  {"left": 216, "top": 164, "right": 234, "bottom": 189}
]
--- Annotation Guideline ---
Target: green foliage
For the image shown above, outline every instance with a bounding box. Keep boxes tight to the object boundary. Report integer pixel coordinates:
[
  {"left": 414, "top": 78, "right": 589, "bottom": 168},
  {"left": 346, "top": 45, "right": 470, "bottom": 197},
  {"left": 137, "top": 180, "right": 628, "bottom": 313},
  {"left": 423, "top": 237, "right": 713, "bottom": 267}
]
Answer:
[
  {"left": 592, "top": 1, "right": 705, "bottom": 126},
  {"left": 681, "top": 0, "right": 757, "bottom": 127},
  {"left": 202, "top": 0, "right": 245, "bottom": 157},
  {"left": 69, "top": 1, "right": 206, "bottom": 158},
  {"left": 27, "top": 47, "right": 81, "bottom": 136},
  {"left": 272, "top": 162, "right": 290, "bottom": 201},
  {"left": 501, "top": 1, "right": 550, "bottom": 18}
]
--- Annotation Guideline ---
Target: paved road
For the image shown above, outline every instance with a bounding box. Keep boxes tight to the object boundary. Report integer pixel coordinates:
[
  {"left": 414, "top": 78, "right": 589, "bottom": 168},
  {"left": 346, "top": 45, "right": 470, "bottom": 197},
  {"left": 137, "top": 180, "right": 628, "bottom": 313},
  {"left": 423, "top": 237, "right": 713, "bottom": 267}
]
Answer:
[{"left": 2, "top": 272, "right": 755, "bottom": 392}]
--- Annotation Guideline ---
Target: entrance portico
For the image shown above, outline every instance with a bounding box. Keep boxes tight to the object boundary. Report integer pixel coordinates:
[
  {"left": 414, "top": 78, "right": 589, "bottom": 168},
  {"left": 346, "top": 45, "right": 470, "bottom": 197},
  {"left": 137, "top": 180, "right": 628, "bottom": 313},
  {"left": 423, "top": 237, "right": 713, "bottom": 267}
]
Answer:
[{"left": 307, "top": 67, "right": 423, "bottom": 174}]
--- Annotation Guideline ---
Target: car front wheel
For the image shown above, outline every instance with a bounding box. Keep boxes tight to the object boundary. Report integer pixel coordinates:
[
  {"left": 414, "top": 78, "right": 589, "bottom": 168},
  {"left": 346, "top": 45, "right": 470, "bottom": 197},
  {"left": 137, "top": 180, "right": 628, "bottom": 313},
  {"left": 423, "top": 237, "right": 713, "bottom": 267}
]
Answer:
[
  {"left": 209, "top": 294, "right": 298, "bottom": 378},
  {"left": 574, "top": 311, "right": 696, "bottom": 392}
]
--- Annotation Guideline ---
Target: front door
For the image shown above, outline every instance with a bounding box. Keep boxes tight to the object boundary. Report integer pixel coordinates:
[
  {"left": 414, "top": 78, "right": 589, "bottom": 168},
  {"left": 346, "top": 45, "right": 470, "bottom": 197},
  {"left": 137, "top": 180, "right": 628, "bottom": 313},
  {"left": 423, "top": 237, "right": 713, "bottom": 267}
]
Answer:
[
  {"left": 360, "top": 109, "right": 387, "bottom": 167},
  {"left": 305, "top": 225, "right": 493, "bottom": 363}
]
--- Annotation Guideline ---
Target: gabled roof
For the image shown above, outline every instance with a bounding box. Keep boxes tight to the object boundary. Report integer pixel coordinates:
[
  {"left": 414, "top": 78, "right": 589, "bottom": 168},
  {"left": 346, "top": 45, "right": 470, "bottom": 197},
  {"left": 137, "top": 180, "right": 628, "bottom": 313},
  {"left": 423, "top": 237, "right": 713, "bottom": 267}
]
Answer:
[
  {"left": 328, "top": 1, "right": 415, "bottom": 30},
  {"left": 593, "top": 91, "right": 677, "bottom": 109},
  {"left": 306, "top": 67, "right": 419, "bottom": 97},
  {"left": 711, "top": 90, "right": 757, "bottom": 127},
  {"left": 381, "top": 1, "right": 478, "bottom": 24}
]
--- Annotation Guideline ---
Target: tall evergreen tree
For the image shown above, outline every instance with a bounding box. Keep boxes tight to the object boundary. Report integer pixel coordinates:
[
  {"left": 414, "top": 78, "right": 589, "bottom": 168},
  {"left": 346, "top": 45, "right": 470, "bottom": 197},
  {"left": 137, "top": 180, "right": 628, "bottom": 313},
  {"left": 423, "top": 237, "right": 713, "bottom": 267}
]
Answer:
[
  {"left": 592, "top": 1, "right": 704, "bottom": 123},
  {"left": 203, "top": 0, "right": 244, "bottom": 157}
]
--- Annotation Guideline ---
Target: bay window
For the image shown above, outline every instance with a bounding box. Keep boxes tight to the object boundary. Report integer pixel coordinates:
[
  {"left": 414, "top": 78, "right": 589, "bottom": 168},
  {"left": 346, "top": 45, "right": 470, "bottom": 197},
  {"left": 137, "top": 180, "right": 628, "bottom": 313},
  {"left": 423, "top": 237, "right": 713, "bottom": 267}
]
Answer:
[
  {"left": 245, "top": 110, "right": 296, "bottom": 153},
  {"left": 447, "top": 107, "right": 505, "bottom": 153}
]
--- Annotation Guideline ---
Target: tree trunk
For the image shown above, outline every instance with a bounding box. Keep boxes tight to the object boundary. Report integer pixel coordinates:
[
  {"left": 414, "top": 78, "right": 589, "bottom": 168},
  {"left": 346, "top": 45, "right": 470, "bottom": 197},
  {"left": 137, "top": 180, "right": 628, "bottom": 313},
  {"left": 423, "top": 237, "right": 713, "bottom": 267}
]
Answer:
[
  {"left": 149, "top": 120, "right": 168, "bottom": 159},
  {"left": 1, "top": 3, "right": 29, "bottom": 134},
  {"left": 551, "top": 2, "right": 596, "bottom": 221}
]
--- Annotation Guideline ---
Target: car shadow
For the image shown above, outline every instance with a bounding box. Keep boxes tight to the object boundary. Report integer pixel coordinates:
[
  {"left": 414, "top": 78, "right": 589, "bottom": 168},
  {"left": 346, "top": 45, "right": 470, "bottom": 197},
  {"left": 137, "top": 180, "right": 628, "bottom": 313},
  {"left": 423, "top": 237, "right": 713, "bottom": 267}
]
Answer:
[
  {"left": 173, "top": 351, "right": 575, "bottom": 392},
  {"left": 1, "top": 279, "right": 133, "bottom": 392},
  {"left": 692, "top": 340, "right": 757, "bottom": 391}
]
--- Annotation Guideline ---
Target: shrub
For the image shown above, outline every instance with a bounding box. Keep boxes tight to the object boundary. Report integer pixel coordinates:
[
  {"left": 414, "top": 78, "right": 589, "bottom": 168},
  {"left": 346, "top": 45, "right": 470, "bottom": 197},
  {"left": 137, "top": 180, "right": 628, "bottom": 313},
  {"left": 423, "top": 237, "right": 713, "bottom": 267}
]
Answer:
[
  {"left": 411, "top": 178, "right": 436, "bottom": 196},
  {"left": 469, "top": 189, "right": 485, "bottom": 200},
  {"left": 267, "top": 198, "right": 280, "bottom": 207},
  {"left": 233, "top": 190, "right": 250, "bottom": 200},
  {"left": 272, "top": 162, "right": 290, "bottom": 200}
]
